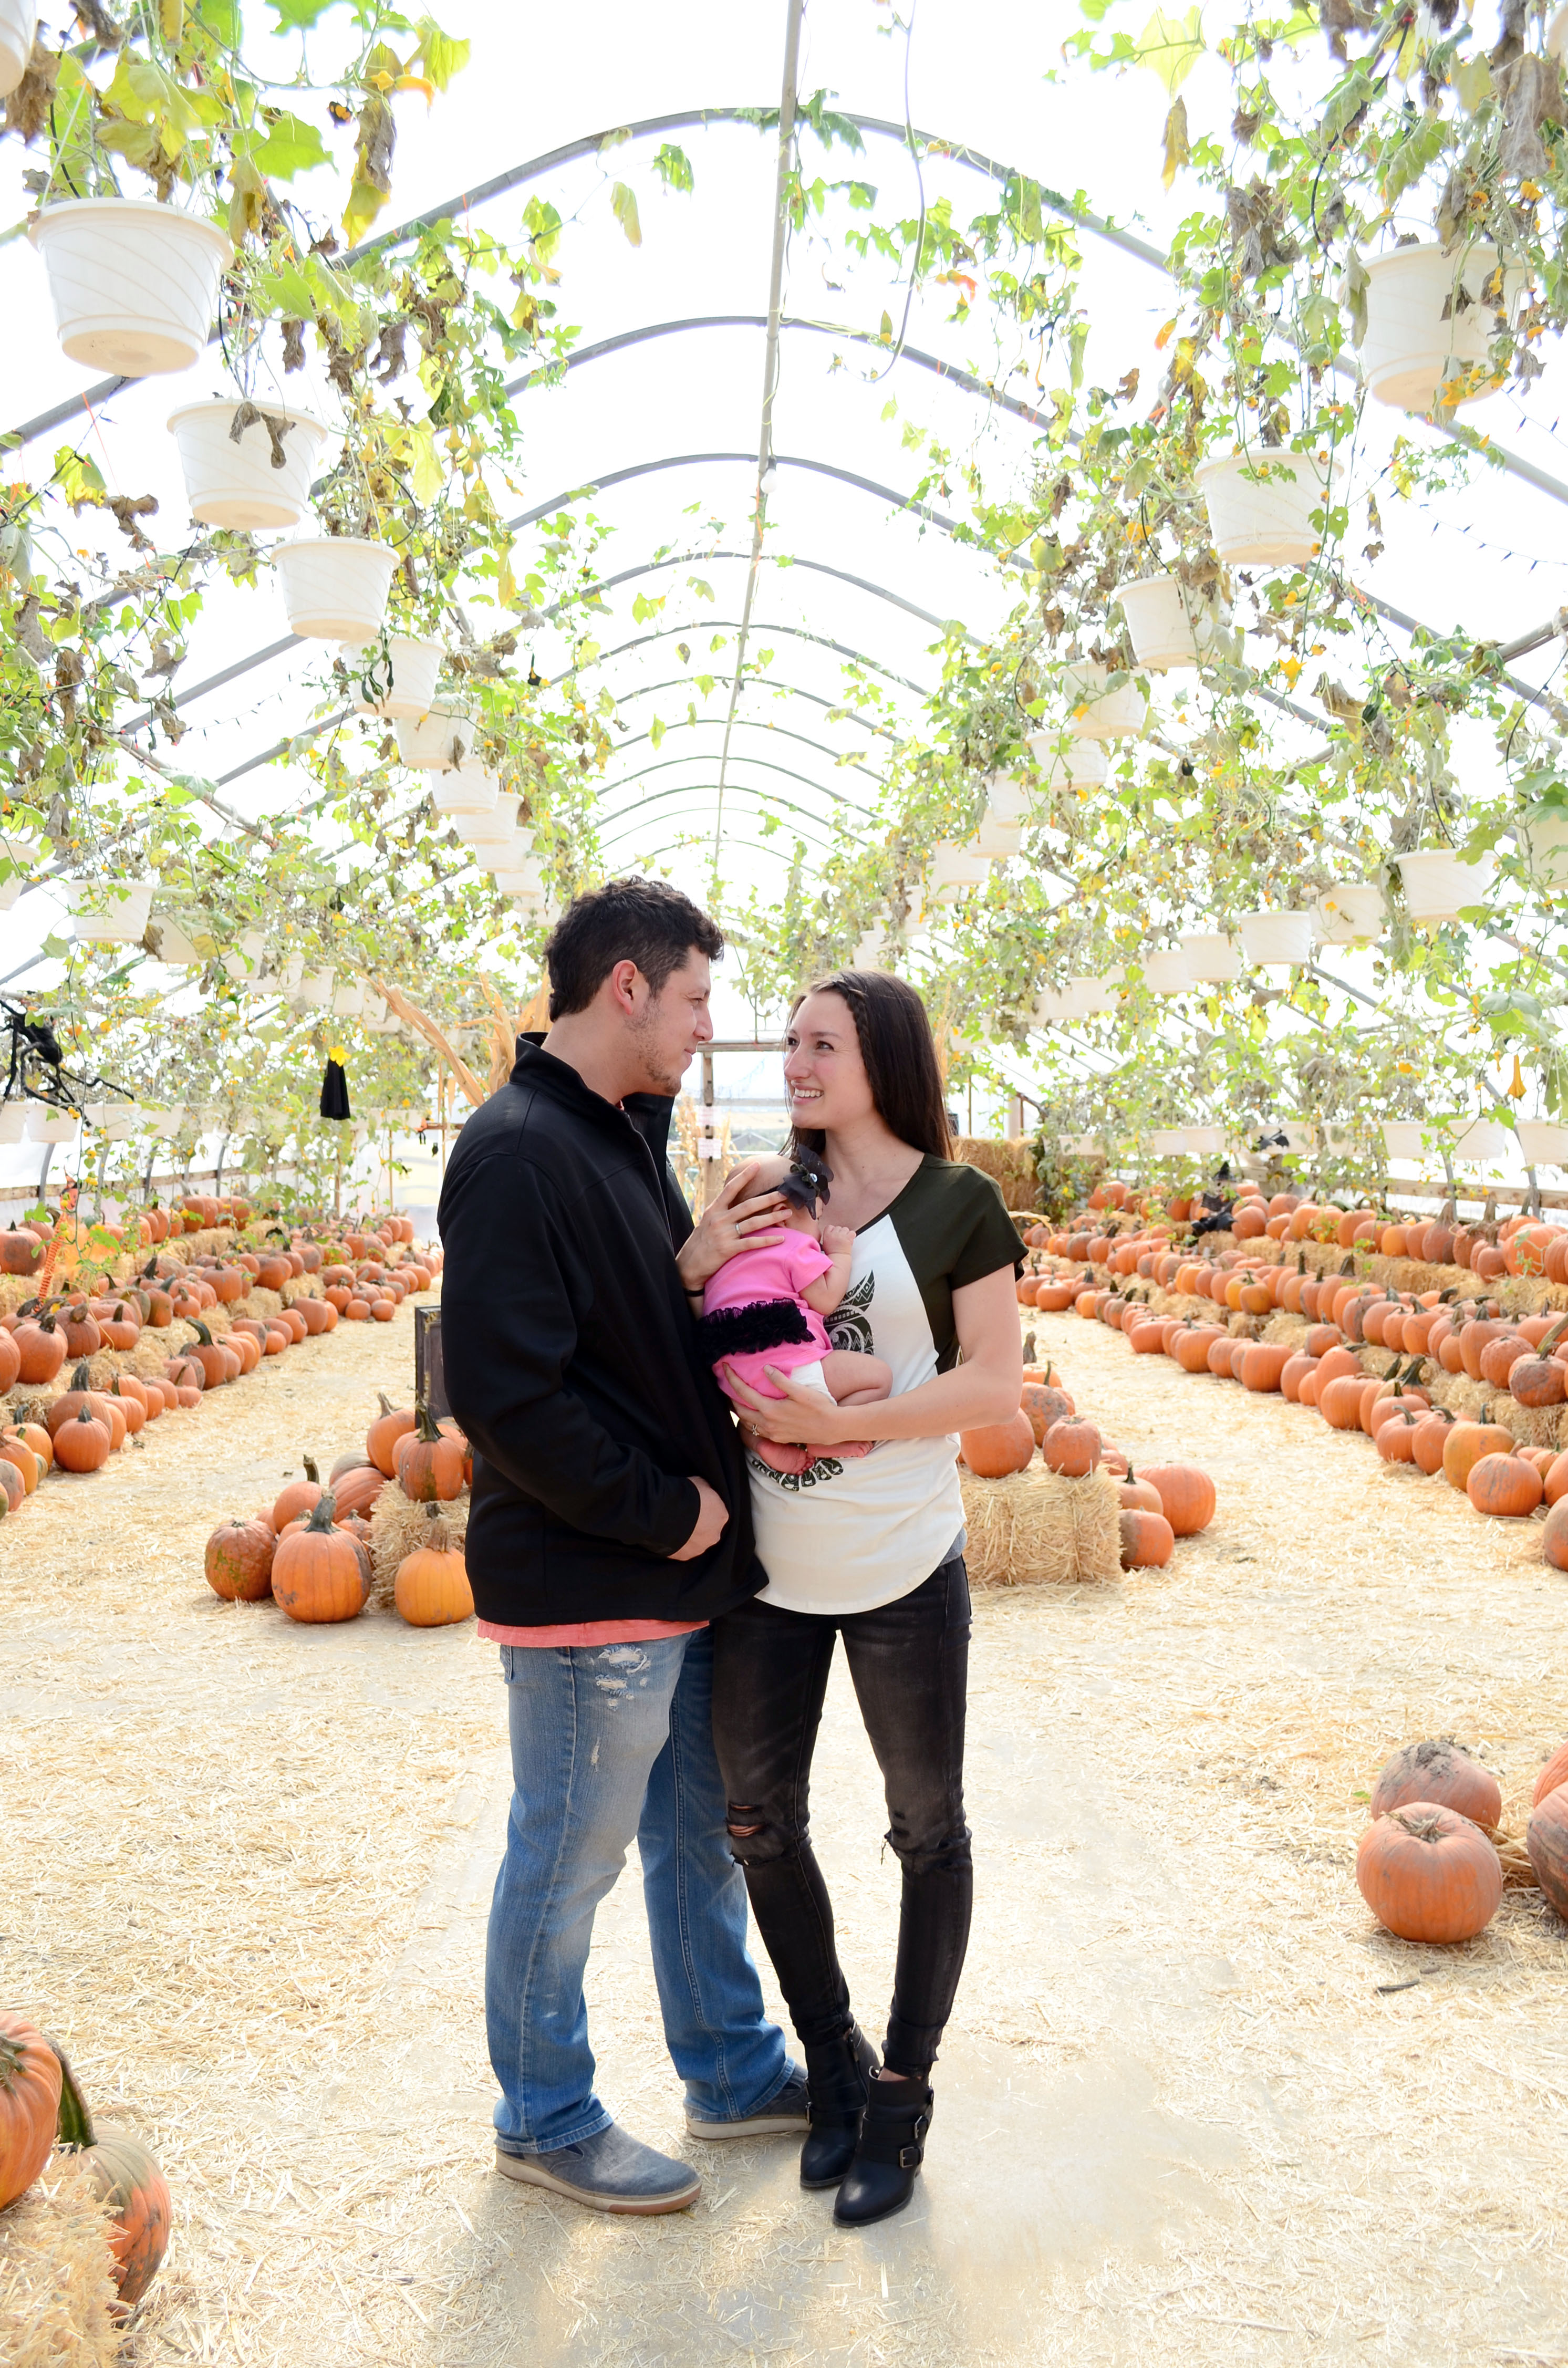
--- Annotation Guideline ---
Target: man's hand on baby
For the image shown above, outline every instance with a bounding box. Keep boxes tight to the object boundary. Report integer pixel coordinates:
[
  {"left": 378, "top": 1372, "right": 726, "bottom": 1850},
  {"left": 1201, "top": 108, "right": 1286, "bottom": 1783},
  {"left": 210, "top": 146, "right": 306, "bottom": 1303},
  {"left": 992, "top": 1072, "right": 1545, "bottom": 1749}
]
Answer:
[{"left": 822, "top": 1224, "right": 855, "bottom": 1256}]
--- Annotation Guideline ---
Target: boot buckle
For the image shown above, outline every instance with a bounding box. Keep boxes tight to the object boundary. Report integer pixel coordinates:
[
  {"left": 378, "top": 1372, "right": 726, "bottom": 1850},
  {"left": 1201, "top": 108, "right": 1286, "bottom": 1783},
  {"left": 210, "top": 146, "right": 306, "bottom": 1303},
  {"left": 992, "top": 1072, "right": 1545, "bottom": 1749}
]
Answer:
[{"left": 897, "top": 2143, "right": 921, "bottom": 2169}]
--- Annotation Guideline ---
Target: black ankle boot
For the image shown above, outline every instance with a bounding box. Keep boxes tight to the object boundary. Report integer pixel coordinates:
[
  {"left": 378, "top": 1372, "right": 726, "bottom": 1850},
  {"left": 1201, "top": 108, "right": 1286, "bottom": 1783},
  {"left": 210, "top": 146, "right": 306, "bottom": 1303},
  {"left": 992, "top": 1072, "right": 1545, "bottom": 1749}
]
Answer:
[
  {"left": 833, "top": 2073, "right": 933, "bottom": 2227},
  {"left": 799, "top": 2022, "right": 879, "bottom": 2189}
]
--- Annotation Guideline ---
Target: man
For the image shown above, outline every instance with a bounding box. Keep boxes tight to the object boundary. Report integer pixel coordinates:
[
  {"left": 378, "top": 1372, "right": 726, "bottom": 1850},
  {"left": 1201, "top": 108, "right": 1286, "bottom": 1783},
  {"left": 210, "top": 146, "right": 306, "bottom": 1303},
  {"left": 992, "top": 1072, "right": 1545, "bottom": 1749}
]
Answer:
[{"left": 439, "top": 876, "right": 801, "bottom": 2215}]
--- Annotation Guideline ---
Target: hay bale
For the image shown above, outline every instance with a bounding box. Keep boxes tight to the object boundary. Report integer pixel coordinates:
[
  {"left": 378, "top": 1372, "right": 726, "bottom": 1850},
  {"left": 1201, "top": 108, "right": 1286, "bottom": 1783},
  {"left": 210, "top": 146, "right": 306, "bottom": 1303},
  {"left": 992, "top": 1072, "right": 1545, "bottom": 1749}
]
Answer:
[
  {"left": 0, "top": 2162, "right": 119, "bottom": 2368},
  {"left": 960, "top": 1464, "right": 1121, "bottom": 1588},
  {"left": 232, "top": 1288, "right": 283, "bottom": 1320},
  {"left": 368, "top": 1479, "right": 469, "bottom": 1607},
  {"left": 953, "top": 1136, "right": 1038, "bottom": 1212}
]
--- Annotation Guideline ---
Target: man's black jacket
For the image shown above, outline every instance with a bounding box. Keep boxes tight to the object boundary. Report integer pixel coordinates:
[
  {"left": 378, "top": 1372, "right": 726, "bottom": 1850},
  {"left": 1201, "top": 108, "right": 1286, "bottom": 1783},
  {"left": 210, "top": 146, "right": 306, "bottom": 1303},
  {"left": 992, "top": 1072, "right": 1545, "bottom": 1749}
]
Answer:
[{"left": 436, "top": 1038, "right": 764, "bottom": 1627}]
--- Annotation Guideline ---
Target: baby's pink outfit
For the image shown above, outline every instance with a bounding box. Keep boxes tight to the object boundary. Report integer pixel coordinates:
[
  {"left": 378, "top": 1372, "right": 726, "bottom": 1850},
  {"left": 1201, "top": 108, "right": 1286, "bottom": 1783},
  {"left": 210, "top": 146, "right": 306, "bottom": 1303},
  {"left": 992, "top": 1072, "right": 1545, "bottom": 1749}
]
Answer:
[{"left": 703, "top": 1231, "right": 835, "bottom": 1400}]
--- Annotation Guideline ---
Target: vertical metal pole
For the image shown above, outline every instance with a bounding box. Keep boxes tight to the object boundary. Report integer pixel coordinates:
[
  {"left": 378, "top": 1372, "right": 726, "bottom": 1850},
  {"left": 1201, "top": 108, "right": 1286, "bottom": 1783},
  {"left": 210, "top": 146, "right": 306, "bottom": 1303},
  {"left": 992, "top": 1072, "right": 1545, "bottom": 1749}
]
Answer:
[{"left": 700, "top": 1046, "right": 719, "bottom": 1210}]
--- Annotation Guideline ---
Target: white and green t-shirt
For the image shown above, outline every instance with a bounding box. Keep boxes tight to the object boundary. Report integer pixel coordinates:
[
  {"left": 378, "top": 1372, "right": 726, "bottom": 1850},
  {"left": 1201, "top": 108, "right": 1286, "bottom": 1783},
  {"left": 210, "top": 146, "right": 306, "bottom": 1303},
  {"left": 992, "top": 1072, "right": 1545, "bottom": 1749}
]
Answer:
[{"left": 748, "top": 1155, "right": 1022, "bottom": 1616}]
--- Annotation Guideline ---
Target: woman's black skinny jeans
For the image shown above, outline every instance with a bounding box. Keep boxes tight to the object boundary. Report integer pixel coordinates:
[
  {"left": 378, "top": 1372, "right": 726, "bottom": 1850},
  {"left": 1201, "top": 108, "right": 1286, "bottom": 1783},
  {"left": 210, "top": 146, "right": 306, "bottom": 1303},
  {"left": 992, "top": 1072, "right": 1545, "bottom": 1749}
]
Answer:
[{"left": 710, "top": 1556, "right": 972, "bottom": 2078}]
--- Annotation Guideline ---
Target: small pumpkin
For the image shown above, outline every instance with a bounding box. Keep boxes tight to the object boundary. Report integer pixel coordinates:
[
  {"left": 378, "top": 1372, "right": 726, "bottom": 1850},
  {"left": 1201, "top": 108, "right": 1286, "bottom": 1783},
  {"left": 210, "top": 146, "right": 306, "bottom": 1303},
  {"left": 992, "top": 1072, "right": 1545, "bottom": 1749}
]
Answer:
[
  {"left": 54, "top": 1404, "right": 111, "bottom": 1473},
  {"left": 272, "top": 1493, "right": 369, "bottom": 1623},
  {"left": 1138, "top": 1464, "right": 1215, "bottom": 1536},
  {"left": 1356, "top": 1801, "right": 1502, "bottom": 1943},
  {"left": 1040, "top": 1416, "right": 1102, "bottom": 1478},
  {"left": 0, "top": 2012, "right": 63, "bottom": 2210},
  {"left": 1370, "top": 1739, "right": 1502, "bottom": 1830},
  {"left": 53, "top": 2045, "right": 171, "bottom": 2308},
  {"left": 959, "top": 1411, "right": 1035, "bottom": 1478},
  {"left": 394, "top": 1509, "right": 474, "bottom": 1626},
  {"left": 1118, "top": 1507, "right": 1175, "bottom": 1569},
  {"left": 272, "top": 1454, "right": 323, "bottom": 1531},
  {"left": 12, "top": 1310, "right": 65, "bottom": 1385},
  {"left": 394, "top": 1404, "right": 467, "bottom": 1502},
  {"left": 204, "top": 1516, "right": 276, "bottom": 1602}
]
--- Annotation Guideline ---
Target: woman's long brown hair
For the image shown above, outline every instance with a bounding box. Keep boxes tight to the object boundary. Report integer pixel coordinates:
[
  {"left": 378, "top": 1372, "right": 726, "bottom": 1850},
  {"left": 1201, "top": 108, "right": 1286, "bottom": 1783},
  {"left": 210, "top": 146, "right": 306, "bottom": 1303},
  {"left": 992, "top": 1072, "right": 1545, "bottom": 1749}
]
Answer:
[{"left": 785, "top": 970, "right": 953, "bottom": 1165}]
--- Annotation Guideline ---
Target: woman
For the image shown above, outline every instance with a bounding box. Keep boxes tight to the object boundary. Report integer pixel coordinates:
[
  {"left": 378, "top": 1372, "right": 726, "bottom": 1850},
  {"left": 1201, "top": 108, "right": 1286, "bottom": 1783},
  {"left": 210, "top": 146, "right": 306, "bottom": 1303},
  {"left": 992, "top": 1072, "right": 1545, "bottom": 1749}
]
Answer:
[{"left": 710, "top": 970, "right": 1022, "bottom": 2228}]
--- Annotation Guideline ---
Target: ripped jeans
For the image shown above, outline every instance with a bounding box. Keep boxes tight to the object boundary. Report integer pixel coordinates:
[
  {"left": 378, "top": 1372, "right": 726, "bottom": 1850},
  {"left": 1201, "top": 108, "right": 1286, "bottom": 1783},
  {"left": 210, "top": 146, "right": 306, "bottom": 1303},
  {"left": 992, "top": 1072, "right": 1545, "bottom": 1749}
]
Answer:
[{"left": 487, "top": 1627, "right": 789, "bottom": 2155}]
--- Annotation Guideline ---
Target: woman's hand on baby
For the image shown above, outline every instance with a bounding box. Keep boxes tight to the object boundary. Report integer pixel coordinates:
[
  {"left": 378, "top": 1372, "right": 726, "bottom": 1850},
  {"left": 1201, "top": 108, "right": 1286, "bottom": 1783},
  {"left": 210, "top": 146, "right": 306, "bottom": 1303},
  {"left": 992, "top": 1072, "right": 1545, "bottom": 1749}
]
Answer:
[
  {"left": 822, "top": 1224, "right": 855, "bottom": 1257},
  {"left": 724, "top": 1363, "right": 847, "bottom": 1446},
  {"left": 676, "top": 1161, "right": 789, "bottom": 1290}
]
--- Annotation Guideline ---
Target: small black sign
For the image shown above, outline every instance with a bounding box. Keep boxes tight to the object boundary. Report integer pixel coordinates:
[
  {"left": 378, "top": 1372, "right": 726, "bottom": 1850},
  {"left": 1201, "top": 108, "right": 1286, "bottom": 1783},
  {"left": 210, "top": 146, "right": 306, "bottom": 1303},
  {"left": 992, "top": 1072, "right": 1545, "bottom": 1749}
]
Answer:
[{"left": 414, "top": 1304, "right": 449, "bottom": 1420}]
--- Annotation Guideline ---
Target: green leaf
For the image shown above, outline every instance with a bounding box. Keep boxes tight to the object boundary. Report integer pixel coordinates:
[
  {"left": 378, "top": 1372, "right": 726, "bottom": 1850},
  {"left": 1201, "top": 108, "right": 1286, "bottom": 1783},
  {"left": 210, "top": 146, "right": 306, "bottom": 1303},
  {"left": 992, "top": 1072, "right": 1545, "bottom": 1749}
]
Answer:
[
  {"left": 414, "top": 16, "right": 471, "bottom": 89},
  {"left": 649, "top": 715, "right": 666, "bottom": 750},
  {"left": 1161, "top": 93, "right": 1190, "bottom": 189},
  {"left": 610, "top": 181, "right": 642, "bottom": 247},
  {"left": 1135, "top": 5, "right": 1205, "bottom": 94},
  {"left": 652, "top": 142, "right": 694, "bottom": 193},
  {"left": 251, "top": 110, "right": 331, "bottom": 180},
  {"left": 266, "top": 0, "right": 345, "bottom": 26},
  {"left": 408, "top": 422, "right": 444, "bottom": 504}
]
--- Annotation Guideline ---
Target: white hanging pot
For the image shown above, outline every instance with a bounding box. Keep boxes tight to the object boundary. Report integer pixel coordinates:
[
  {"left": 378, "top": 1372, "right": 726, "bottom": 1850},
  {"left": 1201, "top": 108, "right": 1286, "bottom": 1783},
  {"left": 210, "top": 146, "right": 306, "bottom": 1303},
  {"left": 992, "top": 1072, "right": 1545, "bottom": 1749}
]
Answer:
[
  {"left": 0, "top": 0, "right": 36, "bottom": 97},
  {"left": 1150, "top": 1128, "right": 1188, "bottom": 1155},
  {"left": 331, "top": 979, "right": 367, "bottom": 1017},
  {"left": 1179, "top": 931, "right": 1241, "bottom": 982},
  {"left": 1452, "top": 1117, "right": 1507, "bottom": 1164},
  {"left": 0, "top": 1101, "right": 27, "bottom": 1144},
  {"left": 1517, "top": 1119, "right": 1568, "bottom": 1166},
  {"left": 1196, "top": 445, "right": 1335, "bottom": 569},
  {"left": 1313, "top": 881, "right": 1384, "bottom": 943},
  {"left": 397, "top": 702, "right": 476, "bottom": 771},
  {"left": 1116, "top": 574, "right": 1214, "bottom": 672},
  {"left": 64, "top": 879, "right": 152, "bottom": 944},
  {"left": 1361, "top": 243, "right": 1522, "bottom": 413},
  {"left": 931, "top": 842, "right": 990, "bottom": 891},
  {"left": 1065, "top": 1134, "right": 1104, "bottom": 1157},
  {"left": 973, "top": 816, "right": 1022, "bottom": 860},
  {"left": 1523, "top": 807, "right": 1568, "bottom": 887},
  {"left": 1238, "top": 909, "right": 1314, "bottom": 967},
  {"left": 1275, "top": 1121, "right": 1315, "bottom": 1154},
  {"left": 1397, "top": 847, "right": 1496, "bottom": 924},
  {"left": 166, "top": 399, "right": 329, "bottom": 532},
  {"left": 147, "top": 911, "right": 202, "bottom": 964},
  {"left": 1069, "top": 974, "right": 1118, "bottom": 1013},
  {"left": 432, "top": 762, "right": 500, "bottom": 818},
  {"left": 1061, "top": 661, "right": 1148, "bottom": 742},
  {"left": 1382, "top": 1121, "right": 1426, "bottom": 1161},
  {"left": 1141, "top": 948, "right": 1193, "bottom": 993},
  {"left": 342, "top": 632, "right": 443, "bottom": 720},
  {"left": 29, "top": 199, "right": 231, "bottom": 376},
  {"left": 1183, "top": 1126, "right": 1226, "bottom": 1156},
  {"left": 26, "top": 1104, "right": 79, "bottom": 1144},
  {"left": 274, "top": 536, "right": 397, "bottom": 641},
  {"left": 296, "top": 967, "right": 335, "bottom": 1010},
  {"left": 485, "top": 832, "right": 538, "bottom": 874},
  {"left": 1026, "top": 734, "right": 1108, "bottom": 792},
  {"left": 454, "top": 792, "right": 522, "bottom": 847},
  {"left": 982, "top": 768, "right": 1032, "bottom": 823},
  {"left": 1032, "top": 984, "right": 1091, "bottom": 1024}
]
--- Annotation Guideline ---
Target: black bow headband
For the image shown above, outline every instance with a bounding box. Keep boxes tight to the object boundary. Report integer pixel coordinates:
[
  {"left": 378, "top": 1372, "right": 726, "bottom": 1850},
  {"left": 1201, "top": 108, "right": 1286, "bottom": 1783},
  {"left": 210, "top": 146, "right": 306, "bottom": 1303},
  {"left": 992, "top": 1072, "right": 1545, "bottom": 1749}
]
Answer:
[{"left": 778, "top": 1148, "right": 833, "bottom": 1217}]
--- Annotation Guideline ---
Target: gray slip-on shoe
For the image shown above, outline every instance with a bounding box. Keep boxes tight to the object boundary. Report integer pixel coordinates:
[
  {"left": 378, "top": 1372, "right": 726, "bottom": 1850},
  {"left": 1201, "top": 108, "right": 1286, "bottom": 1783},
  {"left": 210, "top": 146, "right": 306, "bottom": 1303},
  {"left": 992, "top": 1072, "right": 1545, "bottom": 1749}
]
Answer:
[
  {"left": 686, "top": 2064, "right": 809, "bottom": 2139},
  {"left": 494, "top": 2122, "right": 700, "bottom": 2215}
]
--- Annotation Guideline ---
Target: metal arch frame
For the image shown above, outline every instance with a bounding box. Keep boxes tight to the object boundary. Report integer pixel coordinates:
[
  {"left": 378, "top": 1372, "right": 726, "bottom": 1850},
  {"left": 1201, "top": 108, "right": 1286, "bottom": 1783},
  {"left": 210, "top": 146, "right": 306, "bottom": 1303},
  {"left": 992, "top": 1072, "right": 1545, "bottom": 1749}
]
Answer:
[
  {"left": 612, "top": 674, "right": 900, "bottom": 741},
  {"left": 507, "top": 452, "right": 972, "bottom": 545},
  {"left": 595, "top": 783, "right": 840, "bottom": 856},
  {"left": 558, "top": 618, "right": 933, "bottom": 697},
  {"left": 595, "top": 752, "right": 873, "bottom": 826},
  {"left": 505, "top": 314, "right": 1051, "bottom": 429},
  {"left": 605, "top": 719, "right": 884, "bottom": 786},
  {"left": 9, "top": 101, "right": 1566, "bottom": 514}
]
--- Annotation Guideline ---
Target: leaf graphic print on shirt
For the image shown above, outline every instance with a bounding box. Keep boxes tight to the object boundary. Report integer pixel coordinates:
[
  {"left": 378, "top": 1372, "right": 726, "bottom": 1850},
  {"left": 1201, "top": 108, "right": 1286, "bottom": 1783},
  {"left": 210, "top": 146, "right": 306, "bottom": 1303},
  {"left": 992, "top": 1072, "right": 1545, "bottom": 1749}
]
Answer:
[{"left": 826, "top": 1269, "right": 875, "bottom": 1358}]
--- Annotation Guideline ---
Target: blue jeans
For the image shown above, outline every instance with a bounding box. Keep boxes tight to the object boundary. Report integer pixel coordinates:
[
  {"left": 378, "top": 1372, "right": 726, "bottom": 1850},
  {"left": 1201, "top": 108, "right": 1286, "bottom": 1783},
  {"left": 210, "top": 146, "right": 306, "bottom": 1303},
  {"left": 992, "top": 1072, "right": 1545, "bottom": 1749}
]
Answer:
[{"left": 487, "top": 1625, "right": 790, "bottom": 2155}]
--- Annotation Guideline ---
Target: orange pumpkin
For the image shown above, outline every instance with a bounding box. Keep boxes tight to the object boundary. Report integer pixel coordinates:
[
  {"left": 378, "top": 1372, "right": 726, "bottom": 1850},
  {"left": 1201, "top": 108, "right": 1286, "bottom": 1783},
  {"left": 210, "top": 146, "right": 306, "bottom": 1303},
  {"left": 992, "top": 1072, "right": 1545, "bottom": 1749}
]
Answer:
[
  {"left": 394, "top": 1525, "right": 474, "bottom": 1627},
  {"left": 1370, "top": 1739, "right": 1502, "bottom": 1830},
  {"left": 331, "top": 1462, "right": 386, "bottom": 1521},
  {"left": 1525, "top": 1784, "right": 1568, "bottom": 1921},
  {"left": 272, "top": 1457, "right": 323, "bottom": 1530},
  {"left": 1532, "top": 1743, "right": 1568, "bottom": 1808},
  {"left": 367, "top": 1393, "right": 417, "bottom": 1476},
  {"left": 1542, "top": 1499, "right": 1568, "bottom": 1571},
  {"left": 1441, "top": 1420, "right": 1514, "bottom": 1492},
  {"left": 1118, "top": 1508, "right": 1175, "bottom": 1569},
  {"left": 0, "top": 2012, "right": 63, "bottom": 2210},
  {"left": 395, "top": 1406, "right": 468, "bottom": 1501},
  {"left": 205, "top": 1516, "right": 276, "bottom": 1602},
  {"left": 272, "top": 1493, "right": 369, "bottom": 1623},
  {"left": 53, "top": 2047, "right": 171, "bottom": 2307},
  {"left": 960, "top": 1411, "right": 1035, "bottom": 1477},
  {"left": 54, "top": 1404, "right": 111, "bottom": 1472},
  {"left": 1467, "top": 1450, "right": 1544, "bottom": 1519},
  {"left": 1041, "top": 1416, "right": 1102, "bottom": 1478},
  {"left": 1356, "top": 1801, "right": 1502, "bottom": 1942},
  {"left": 1139, "top": 1463, "right": 1215, "bottom": 1536},
  {"left": 13, "top": 1311, "right": 65, "bottom": 1385},
  {"left": 1318, "top": 1374, "right": 1367, "bottom": 1430}
]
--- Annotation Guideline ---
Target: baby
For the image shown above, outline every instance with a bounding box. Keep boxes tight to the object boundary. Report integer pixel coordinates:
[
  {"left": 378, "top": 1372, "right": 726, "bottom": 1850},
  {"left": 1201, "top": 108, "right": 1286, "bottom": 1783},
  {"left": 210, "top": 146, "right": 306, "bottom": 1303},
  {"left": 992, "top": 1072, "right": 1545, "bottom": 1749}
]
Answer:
[{"left": 698, "top": 1149, "right": 892, "bottom": 1475}]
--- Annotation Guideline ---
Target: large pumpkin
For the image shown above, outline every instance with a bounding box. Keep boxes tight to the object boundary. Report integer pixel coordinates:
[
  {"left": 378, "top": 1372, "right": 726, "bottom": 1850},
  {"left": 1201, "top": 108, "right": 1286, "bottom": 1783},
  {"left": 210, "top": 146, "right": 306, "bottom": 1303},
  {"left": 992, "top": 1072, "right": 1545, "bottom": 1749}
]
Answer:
[
  {"left": 0, "top": 2012, "right": 61, "bottom": 2210},
  {"left": 1139, "top": 1464, "right": 1215, "bottom": 1536},
  {"left": 54, "top": 1405, "right": 112, "bottom": 1473},
  {"left": 1467, "top": 1451, "right": 1544, "bottom": 1520},
  {"left": 54, "top": 2047, "right": 171, "bottom": 2307},
  {"left": 1527, "top": 1784, "right": 1568, "bottom": 1920},
  {"left": 1370, "top": 1739, "right": 1502, "bottom": 1830},
  {"left": 1441, "top": 1420, "right": 1514, "bottom": 1493},
  {"left": 13, "top": 1311, "right": 65, "bottom": 1385},
  {"left": 272, "top": 1494, "right": 369, "bottom": 1623},
  {"left": 330, "top": 1461, "right": 386, "bottom": 1521},
  {"left": 959, "top": 1411, "right": 1035, "bottom": 1478},
  {"left": 1356, "top": 1802, "right": 1502, "bottom": 1942}
]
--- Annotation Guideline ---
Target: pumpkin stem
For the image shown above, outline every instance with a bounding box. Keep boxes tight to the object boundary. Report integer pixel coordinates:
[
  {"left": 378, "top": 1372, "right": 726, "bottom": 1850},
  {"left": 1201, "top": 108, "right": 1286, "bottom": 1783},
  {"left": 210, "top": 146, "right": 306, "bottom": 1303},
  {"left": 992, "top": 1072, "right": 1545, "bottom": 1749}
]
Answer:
[
  {"left": 376, "top": 1391, "right": 397, "bottom": 1419},
  {"left": 48, "top": 2041, "right": 96, "bottom": 2151},
  {"left": 305, "top": 1490, "right": 338, "bottom": 1533},
  {"left": 70, "top": 1358, "right": 91, "bottom": 1388},
  {"left": 303, "top": 1453, "right": 320, "bottom": 1484},
  {"left": 190, "top": 1318, "right": 213, "bottom": 1346},
  {"left": 414, "top": 1401, "right": 442, "bottom": 1443}
]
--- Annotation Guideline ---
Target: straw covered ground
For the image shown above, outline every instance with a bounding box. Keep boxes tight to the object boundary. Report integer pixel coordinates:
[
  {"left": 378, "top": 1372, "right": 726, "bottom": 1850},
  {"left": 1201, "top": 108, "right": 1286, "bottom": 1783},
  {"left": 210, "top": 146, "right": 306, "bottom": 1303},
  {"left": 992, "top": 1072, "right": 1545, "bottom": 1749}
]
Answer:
[{"left": 6, "top": 1292, "right": 1568, "bottom": 2363}]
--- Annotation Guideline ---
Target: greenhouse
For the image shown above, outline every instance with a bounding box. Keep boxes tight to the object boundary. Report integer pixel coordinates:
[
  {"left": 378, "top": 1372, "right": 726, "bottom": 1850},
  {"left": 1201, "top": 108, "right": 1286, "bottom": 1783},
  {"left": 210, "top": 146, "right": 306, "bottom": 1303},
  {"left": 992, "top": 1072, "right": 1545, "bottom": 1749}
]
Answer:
[{"left": 4, "top": 0, "right": 1568, "bottom": 2358}]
